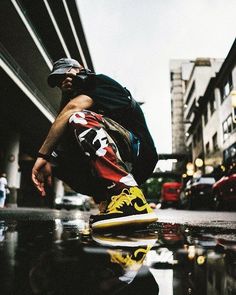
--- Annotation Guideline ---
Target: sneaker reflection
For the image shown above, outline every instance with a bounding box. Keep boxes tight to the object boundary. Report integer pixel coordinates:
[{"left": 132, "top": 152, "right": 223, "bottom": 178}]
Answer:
[{"left": 30, "top": 232, "right": 159, "bottom": 295}]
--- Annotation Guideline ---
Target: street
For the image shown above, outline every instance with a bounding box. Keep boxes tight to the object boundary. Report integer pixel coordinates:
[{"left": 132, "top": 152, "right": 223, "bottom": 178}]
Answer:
[
  {"left": 1, "top": 2, "right": 236, "bottom": 295},
  {"left": 0, "top": 206, "right": 236, "bottom": 295}
]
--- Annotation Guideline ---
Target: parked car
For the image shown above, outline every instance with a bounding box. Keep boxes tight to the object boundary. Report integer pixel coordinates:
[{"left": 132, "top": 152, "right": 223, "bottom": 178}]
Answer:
[
  {"left": 180, "top": 176, "right": 216, "bottom": 210},
  {"left": 54, "top": 191, "right": 91, "bottom": 210},
  {"left": 212, "top": 163, "right": 236, "bottom": 210},
  {"left": 161, "top": 182, "right": 182, "bottom": 208},
  {"left": 179, "top": 179, "right": 192, "bottom": 209}
]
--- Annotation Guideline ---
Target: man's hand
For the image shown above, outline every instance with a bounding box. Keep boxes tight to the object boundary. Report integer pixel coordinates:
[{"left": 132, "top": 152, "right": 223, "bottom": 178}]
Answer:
[{"left": 32, "top": 158, "right": 52, "bottom": 197}]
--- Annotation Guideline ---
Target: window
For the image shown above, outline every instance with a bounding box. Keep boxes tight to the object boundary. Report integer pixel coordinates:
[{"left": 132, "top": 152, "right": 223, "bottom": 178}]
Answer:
[
  {"left": 212, "top": 132, "right": 218, "bottom": 151},
  {"left": 220, "top": 74, "right": 233, "bottom": 103},
  {"left": 224, "top": 82, "right": 231, "bottom": 97},
  {"left": 233, "top": 116, "right": 236, "bottom": 130},
  {"left": 185, "top": 82, "right": 195, "bottom": 105},
  {"left": 227, "top": 116, "right": 232, "bottom": 134},
  {"left": 222, "top": 114, "right": 235, "bottom": 141},
  {"left": 223, "top": 121, "right": 228, "bottom": 141},
  {"left": 205, "top": 142, "right": 210, "bottom": 154}
]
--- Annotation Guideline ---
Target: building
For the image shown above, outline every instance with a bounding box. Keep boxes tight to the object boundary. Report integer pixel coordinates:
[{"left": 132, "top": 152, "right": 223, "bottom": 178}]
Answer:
[
  {"left": 170, "top": 59, "right": 194, "bottom": 155},
  {"left": 183, "top": 58, "right": 223, "bottom": 174},
  {"left": 0, "top": 0, "right": 94, "bottom": 206},
  {"left": 170, "top": 58, "right": 223, "bottom": 173},
  {"left": 170, "top": 38, "right": 236, "bottom": 177},
  {"left": 200, "top": 39, "right": 236, "bottom": 171}
]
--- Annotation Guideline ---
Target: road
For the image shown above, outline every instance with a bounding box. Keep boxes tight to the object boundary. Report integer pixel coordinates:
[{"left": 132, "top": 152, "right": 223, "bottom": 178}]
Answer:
[
  {"left": 0, "top": 206, "right": 236, "bottom": 295},
  {"left": 0, "top": 206, "right": 235, "bottom": 228},
  {"left": 0, "top": 206, "right": 235, "bottom": 237},
  {"left": 156, "top": 207, "right": 236, "bottom": 229},
  {"left": 154, "top": 207, "right": 236, "bottom": 242}
]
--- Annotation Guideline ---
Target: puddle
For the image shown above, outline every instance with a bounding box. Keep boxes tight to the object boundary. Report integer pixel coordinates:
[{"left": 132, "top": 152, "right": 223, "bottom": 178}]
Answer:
[{"left": 0, "top": 219, "right": 235, "bottom": 295}]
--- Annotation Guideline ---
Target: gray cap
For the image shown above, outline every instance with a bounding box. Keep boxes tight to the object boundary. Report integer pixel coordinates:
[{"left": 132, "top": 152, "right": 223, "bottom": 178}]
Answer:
[{"left": 48, "top": 58, "right": 82, "bottom": 87}]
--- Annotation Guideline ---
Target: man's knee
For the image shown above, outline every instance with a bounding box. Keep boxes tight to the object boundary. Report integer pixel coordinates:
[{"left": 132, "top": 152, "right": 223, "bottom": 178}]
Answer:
[
  {"left": 68, "top": 111, "right": 89, "bottom": 127},
  {"left": 68, "top": 110, "right": 103, "bottom": 129}
]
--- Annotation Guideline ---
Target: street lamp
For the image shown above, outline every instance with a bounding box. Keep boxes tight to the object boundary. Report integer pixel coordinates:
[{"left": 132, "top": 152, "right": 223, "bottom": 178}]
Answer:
[
  {"left": 195, "top": 158, "right": 204, "bottom": 168},
  {"left": 186, "top": 162, "right": 194, "bottom": 176}
]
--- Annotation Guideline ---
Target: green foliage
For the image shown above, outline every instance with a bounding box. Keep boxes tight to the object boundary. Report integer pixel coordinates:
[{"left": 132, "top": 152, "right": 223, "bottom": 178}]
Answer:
[{"left": 141, "top": 177, "right": 176, "bottom": 202}]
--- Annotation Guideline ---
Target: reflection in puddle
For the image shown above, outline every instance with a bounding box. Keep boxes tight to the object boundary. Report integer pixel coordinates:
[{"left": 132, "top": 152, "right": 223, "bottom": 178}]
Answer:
[{"left": 0, "top": 219, "right": 235, "bottom": 295}]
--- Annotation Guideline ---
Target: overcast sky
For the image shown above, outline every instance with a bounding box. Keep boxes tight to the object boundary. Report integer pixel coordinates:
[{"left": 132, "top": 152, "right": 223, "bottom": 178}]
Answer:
[{"left": 76, "top": 0, "right": 236, "bottom": 168}]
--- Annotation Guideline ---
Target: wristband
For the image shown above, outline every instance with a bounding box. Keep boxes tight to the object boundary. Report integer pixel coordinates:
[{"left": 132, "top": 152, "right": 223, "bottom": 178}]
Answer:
[{"left": 37, "top": 152, "right": 51, "bottom": 161}]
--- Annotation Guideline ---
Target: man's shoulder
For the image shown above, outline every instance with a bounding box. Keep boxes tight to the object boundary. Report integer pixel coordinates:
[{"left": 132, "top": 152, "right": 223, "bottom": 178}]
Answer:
[{"left": 95, "top": 74, "right": 124, "bottom": 88}]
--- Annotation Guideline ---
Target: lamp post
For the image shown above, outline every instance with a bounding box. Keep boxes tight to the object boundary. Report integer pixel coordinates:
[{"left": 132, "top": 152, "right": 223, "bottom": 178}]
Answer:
[{"left": 195, "top": 157, "right": 204, "bottom": 177}]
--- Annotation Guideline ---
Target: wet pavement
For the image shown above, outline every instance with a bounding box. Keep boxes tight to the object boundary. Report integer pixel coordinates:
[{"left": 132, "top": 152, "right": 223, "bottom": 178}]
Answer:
[{"left": 0, "top": 209, "right": 236, "bottom": 294}]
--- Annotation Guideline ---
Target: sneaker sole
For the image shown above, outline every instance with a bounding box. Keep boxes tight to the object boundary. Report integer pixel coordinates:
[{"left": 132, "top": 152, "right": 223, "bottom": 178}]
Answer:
[
  {"left": 91, "top": 213, "right": 158, "bottom": 230},
  {"left": 92, "top": 235, "right": 158, "bottom": 247}
]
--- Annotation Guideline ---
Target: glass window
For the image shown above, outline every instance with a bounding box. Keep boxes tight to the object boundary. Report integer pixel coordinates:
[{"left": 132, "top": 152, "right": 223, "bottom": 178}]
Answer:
[
  {"left": 233, "top": 116, "right": 236, "bottom": 130},
  {"left": 223, "top": 121, "right": 228, "bottom": 141},
  {"left": 227, "top": 115, "right": 232, "bottom": 134},
  {"left": 224, "top": 82, "right": 230, "bottom": 97},
  {"left": 186, "top": 82, "right": 195, "bottom": 105},
  {"left": 221, "top": 74, "right": 233, "bottom": 102}
]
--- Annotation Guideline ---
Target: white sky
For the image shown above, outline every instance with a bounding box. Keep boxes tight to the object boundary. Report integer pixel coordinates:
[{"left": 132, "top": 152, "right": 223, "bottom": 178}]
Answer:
[{"left": 77, "top": 0, "right": 236, "bottom": 168}]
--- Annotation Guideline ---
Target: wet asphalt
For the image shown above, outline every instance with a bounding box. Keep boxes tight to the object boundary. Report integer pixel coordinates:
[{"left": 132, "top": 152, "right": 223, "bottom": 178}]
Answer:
[{"left": 0, "top": 207, "right": 235, "bottom": 295}]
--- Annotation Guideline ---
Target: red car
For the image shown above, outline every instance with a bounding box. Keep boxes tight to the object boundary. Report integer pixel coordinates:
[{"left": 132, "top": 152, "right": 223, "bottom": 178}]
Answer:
[
  {"left": 161, "top": 182, "right": 182, "bottom": 208},
  {"left": 212, "top": 163, "right": 236, "bottom": 210}
]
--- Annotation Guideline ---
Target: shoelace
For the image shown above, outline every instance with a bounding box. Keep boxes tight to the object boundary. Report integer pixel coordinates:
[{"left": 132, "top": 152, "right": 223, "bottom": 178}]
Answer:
[
  {"left": 108, "top": 246, "right": 152, "bottom": 270},
  {"left": 107, "top": 188, "right": 137, "bottom": 213}
]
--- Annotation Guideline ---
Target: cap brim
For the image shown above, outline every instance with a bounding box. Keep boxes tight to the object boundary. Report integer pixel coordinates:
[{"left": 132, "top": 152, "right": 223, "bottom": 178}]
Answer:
[{"left": 47, "top": 67, "right": 71, "bottom": 87}]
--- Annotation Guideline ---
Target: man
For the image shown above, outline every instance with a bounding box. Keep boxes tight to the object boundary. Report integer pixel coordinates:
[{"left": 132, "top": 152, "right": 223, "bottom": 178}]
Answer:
[
  {"left": 32, "top": 58, "right": 158, "bottom": 230},
  {"left": 0, "top": 173, "right": 8, "bottom": 208}
]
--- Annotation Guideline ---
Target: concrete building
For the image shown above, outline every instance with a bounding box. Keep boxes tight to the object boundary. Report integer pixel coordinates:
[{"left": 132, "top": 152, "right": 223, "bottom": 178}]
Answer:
[
  {"left": 199, "top": 39, "right": 236, "bottom": 171},
  {"left": 170, "top": 58, "right": 223, "bottom": 173},
  {"left": 170, "top": 38, "right": 236, "bottom": 177},
  {"left": 170, "top": 59, "right": 193, "bottom": 155},
  {"left": 183, "top": 58, "right": 223, "bottom": 172},
  {"left": 0, "top": 0, "right": 94, "bottom": 207}
]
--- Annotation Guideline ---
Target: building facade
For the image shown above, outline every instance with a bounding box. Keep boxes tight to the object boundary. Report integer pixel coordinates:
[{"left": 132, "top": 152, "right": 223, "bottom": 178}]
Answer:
[
  {"left": 171, "top": 39, "right": 236, "bottom": 177},
  {"left": 184, "top": 58, "right": 223, "bottom": 173},
  {"left": 0, "top": 0, "right": 94, "bottom": 206},
  {"left": 170, "top": 59, "right": 193, "bottom": 154},
  {"left": 201, "top": 39, "right": 236, "bottom": 171}
]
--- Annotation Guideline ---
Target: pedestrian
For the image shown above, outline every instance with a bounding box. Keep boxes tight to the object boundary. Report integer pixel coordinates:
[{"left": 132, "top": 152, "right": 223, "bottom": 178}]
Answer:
[
  {"left": 0, "top": 173, "right": 8, "bottom": 208},
  {"left": 32, "top": 58, "right": 158, "bottom": 230}
]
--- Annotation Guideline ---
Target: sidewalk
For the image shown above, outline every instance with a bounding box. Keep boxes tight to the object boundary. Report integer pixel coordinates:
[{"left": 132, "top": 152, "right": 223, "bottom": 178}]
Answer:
[
  {"left": 0, "top": 207, "right": 93, "bottom": 222},
  {"left": 155, "top": 208, "right": 236, "bottom": 231}
]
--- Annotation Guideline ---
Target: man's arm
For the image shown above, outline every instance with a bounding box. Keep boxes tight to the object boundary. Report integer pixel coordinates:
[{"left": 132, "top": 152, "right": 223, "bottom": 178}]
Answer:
[
  {"left": 39, "top": 94, "right": 93, "bottom": 155},
  {"left": 32, "top": 94, "right": 94, "bottom": 196}
]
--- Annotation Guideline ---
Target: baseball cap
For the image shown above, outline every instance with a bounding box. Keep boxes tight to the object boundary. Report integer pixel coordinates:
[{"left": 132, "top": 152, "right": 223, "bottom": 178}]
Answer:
[{"left": 47, "top": 58, "right": 82, "bottom": 87}]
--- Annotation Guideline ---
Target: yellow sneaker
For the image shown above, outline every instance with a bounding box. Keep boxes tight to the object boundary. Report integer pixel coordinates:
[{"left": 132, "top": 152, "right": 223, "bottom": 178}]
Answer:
[{"left": 90, "top": 187, "right": 158, "bottom": 230}]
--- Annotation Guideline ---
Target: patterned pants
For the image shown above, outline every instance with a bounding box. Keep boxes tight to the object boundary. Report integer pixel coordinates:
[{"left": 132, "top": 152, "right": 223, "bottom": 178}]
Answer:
[{"left": 53, "top": 110, "right": 138, "bottom": 202}]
